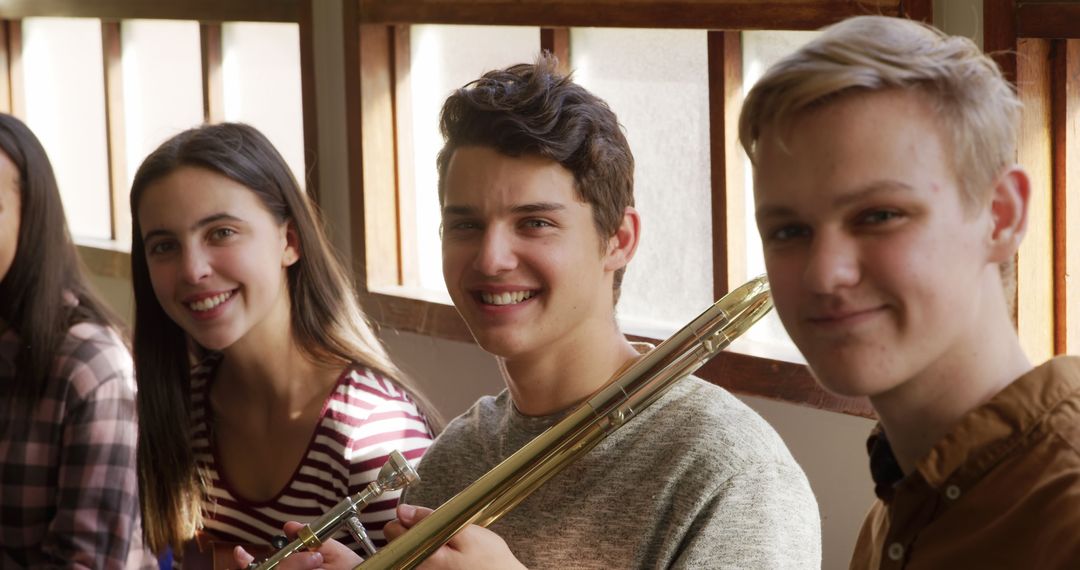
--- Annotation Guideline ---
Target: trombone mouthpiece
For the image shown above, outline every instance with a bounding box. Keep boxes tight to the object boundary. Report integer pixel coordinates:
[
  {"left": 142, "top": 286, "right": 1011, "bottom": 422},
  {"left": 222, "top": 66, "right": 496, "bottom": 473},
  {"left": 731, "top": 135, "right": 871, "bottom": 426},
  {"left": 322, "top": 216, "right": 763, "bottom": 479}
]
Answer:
[{"left": 378, "top": 450, "right": 419, "bottom": 492}]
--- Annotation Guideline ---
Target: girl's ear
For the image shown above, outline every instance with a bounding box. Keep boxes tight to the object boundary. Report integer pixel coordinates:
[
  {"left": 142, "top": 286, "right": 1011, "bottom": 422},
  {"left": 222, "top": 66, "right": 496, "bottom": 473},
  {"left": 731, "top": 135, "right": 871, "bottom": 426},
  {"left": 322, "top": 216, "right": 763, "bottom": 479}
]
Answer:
[
  {"left": 986, "top": 166, "right": 1030, "bottom": 264},
  {"left": 282, "top": 219, "right": 301, "bottom": 267},
  {"left": 604, "top": 206, "right": 641, "bottom": 272}
]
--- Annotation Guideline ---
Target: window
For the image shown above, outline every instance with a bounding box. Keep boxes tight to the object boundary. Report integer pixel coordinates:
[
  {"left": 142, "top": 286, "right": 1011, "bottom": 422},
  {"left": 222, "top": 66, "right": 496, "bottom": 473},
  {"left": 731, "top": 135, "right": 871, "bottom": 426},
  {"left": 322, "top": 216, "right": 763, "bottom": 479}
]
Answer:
[
  {"left": 221, "top": 22, "right": 306, "bottom": 188},
  {"left": 0, "top": 4, "right": 311, "bottom": 257},
  {"left": 21, "top": 18, "right": 112, "bottom": 241},
  {"left": 984, "top": 1, "right": 1080, "bottom": 357},
  {"left": 572, "top": 28, "right": 714, "bottom": 331},
  {"left": 406, "top": 25, "right": 541, "bottom": 295},
  {"left": 344, "top": 0, "right": 933, "bottom": 420}
]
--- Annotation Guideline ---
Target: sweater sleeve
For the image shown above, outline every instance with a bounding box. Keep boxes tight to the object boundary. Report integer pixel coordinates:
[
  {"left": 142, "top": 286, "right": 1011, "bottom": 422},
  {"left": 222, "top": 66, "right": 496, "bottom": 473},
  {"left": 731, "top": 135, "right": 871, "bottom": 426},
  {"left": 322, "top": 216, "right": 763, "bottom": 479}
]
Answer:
[{"left": 673, "top": 460, "right": 822, "bottom": 570}]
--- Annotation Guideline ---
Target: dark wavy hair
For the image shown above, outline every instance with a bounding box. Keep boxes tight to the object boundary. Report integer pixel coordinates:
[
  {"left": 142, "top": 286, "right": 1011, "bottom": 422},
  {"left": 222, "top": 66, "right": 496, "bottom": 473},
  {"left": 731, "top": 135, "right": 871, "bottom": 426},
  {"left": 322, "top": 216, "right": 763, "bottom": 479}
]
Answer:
[
  {"left": 436, "top": 55, "right": 635, "bottom": 301},
  {"left": 0, "top": 113, "right": 124, "bottom": 407},
  {"left": 129, "top": 123, "right": 436, "bottom": 552}
]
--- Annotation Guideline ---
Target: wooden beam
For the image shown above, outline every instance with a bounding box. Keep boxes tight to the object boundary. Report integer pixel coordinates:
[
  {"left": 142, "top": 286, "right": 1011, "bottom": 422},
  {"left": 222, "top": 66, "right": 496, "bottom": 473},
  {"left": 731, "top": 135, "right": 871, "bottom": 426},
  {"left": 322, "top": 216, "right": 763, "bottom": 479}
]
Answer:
[
  {"left": 101, "top": 21, "right": 130, "bottom": 244},
  {"left": 359, "top": 0, "right": 902, "bottom": 30},
  {"left": 984, "top": 0, "right": 1017, "bottom": 83},
  {"left": 540, "top": 28, "right": 570, "bottom": 75},
  {"left": 76, "top": 243, "right": 131, "bottom": 280},
  {"left": 393, "top": 25, "right": 419, "bottom": 287},
  {"left": 1066, "top": 39, "right": 1080, "bottom": 354},
  {"left": 365, "top": 290, "right": 874, "bottom": 417},
  {"left": 0, "top": 21, "right": 10, "bottom": 114},
  {"left": 900, "top": 0, "right": 933, "bottom": 22},
  {"left": 1017, "top": 2, "right": 1080, "bottom": 39},
  {"left": 200, "top": 23, "right": 225, "bottom": 124},
  {"left": 1051, "top": 38, "right": 1065, "bottom": 354},
  {"left": 299, "top": 0, "right": 320, "bottom": 197},
  {"left": 7, "top": 19, "right": 23, "bottom": 120},
  {"left": 1016, "top": 37, "right": 1054, "bottom": 362},
  {"left": 363, "top": 291, "right": 473, "bottom": 341},
  {"left": 709, "top": 31, "right": 746, "bottom": 298},
  {"left": 0, "top": 0, "right": 304, "bottom": 22},
  {"left": 344, "top": 1, "right": 368, "bottom": 286},
  {"left": 708, "top": 31, "right": 729, "bottom": 298},
  {"left": 359, "top": 24, "right": 401, "bottom": 289},
  {"left": 694, "top": 349, "right": 874, "bottom": 417}
]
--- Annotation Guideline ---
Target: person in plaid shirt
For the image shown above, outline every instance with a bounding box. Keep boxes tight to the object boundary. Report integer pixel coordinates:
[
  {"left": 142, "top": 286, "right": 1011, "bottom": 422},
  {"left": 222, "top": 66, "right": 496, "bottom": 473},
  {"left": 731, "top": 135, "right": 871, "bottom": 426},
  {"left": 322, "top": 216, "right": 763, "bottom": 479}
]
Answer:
[{"left": 0, "top": 113, "right": 157, "bottom": 568}]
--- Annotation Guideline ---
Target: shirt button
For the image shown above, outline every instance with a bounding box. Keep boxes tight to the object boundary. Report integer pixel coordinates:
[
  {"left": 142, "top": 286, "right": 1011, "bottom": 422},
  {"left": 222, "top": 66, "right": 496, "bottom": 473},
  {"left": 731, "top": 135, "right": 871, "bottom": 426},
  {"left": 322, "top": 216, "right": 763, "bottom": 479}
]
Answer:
[
  {"left": 887, "top": 542, "right": 905, "bottom": 561},
  {"left": 945, "top": 484, "right": 961, "bottom": 500}
]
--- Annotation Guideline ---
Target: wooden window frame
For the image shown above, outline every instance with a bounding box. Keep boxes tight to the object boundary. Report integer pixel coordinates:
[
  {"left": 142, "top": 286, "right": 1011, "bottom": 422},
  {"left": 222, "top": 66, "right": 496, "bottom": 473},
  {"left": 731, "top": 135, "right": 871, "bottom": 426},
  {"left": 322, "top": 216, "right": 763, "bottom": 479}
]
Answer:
[
  {"left": 986, "top": 0, "right": 1080, "bottom": 357},
  {"left": 342, "top": 0, "right": 944, "bottom": 418},
  {"left": 0, "top": 0, "right": 320, "bottom": 278}
]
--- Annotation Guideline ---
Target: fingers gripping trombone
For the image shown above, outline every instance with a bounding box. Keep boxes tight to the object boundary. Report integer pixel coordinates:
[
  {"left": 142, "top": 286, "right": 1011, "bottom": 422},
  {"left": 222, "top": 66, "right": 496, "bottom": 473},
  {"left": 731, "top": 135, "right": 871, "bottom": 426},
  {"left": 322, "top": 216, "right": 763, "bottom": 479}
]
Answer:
[{"left": 247, "top": 451, "right": 419, "bottom": 569}]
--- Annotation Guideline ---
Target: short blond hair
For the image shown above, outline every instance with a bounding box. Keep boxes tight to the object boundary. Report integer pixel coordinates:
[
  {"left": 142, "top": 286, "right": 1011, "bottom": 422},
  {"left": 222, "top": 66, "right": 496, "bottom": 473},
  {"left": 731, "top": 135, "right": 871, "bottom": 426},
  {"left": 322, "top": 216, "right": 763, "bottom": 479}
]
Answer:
[{"left": 739, "top": 15, "right": 1020, "bottom": 209}]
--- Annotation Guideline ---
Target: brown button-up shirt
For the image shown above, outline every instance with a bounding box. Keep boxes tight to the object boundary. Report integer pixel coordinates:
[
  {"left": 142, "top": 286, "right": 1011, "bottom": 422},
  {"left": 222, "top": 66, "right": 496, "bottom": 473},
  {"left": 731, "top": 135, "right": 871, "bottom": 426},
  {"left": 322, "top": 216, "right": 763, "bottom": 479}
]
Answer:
[{"left": 850, "top": 356, "right": 1080, "bottom": 569}]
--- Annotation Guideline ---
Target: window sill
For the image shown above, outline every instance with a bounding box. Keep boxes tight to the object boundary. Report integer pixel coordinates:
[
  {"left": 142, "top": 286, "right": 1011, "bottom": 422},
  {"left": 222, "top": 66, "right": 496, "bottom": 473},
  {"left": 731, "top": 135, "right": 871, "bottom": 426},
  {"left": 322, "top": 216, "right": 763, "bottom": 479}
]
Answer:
[
  {"left": 365, "top": 285, "right": 874, "bottom": 418},
  {"left": 76, "top": 239, "right": 131, "bottom": 280}
]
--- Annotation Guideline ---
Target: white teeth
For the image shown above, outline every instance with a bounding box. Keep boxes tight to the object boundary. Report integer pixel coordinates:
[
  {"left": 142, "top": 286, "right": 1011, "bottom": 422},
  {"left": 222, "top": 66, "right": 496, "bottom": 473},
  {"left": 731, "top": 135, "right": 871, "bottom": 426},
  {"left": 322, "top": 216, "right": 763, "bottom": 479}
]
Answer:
[
  {"left": 188, "top": 291, "right": 233, "bottom": 312},
  {"left": 480, "top": 290, "right": 536, "bottom": 306}
]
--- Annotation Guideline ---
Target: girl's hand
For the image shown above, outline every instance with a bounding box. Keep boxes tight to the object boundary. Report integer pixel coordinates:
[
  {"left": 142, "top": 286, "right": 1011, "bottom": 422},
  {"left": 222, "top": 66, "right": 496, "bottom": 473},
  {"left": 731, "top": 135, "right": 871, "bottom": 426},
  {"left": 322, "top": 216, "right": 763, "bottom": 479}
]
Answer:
[{"left": 232, "top": 521, "right": 362, "bottom": 570}]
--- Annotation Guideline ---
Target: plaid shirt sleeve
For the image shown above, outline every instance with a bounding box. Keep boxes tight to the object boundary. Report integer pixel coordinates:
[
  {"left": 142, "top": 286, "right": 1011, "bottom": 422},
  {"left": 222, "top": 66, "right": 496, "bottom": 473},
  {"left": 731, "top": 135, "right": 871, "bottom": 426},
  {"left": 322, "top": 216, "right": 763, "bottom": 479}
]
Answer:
[{"left": 1, "top": 322, "right": 154, "bottom": 569}]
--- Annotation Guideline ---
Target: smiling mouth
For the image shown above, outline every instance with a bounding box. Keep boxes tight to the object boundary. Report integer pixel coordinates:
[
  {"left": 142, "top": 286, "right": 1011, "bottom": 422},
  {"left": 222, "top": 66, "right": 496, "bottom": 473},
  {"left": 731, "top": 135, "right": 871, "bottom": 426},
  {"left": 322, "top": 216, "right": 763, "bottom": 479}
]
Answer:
[
  {"left": 187, "top": 290, "right": 235, "bottom": 312},
  {"left": 479, "top": 290, "right": 537, "bottom": 306},
  {"left": 808, "top": 306, "right": 885, "bottom": 324}
]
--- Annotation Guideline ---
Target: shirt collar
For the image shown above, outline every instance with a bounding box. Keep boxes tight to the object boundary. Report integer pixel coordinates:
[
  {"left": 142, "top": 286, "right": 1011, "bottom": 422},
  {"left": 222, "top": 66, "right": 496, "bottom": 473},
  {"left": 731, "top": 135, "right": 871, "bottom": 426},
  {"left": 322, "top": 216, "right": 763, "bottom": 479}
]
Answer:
[{"left": 868, "top": 356, "right": 1080, "bottom": 500}]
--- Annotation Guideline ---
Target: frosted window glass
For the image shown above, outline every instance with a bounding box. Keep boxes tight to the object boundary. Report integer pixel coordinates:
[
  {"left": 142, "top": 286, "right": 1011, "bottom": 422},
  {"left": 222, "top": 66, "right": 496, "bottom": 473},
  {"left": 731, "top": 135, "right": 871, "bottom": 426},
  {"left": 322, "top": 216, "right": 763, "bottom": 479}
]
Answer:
[
  {"left": 739, "top": 30, "right": 821, "bottom": 360},
  {"left": 409, "top": 25, "right": 541, "bottom": 294},
  {"left": 571, "top": 28, "right": 713, "bottom": 331},
  {"left": 222, "top": 23, "right": 305, "bottom": 188},
  {"left": 22, "top": 18, "right": 111, "bottom": 240},
  {"left": 122, "top": 20, "right": 203, "bottom": 197}
]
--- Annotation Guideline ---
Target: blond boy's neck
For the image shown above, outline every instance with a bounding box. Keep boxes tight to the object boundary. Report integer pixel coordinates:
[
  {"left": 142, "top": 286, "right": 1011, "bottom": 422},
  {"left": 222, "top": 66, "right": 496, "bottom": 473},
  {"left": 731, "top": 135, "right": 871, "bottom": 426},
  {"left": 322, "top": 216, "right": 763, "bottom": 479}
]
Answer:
[{"left": 870, "top": 278, "right": 1032, "bottom": 474}]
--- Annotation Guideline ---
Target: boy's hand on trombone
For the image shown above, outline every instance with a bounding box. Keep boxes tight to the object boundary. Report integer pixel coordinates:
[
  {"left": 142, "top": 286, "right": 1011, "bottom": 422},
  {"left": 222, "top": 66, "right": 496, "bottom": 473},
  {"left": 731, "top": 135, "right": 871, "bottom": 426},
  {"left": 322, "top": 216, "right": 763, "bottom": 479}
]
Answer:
[
  {"left": 383, "top": 504, "right": 528, "bottom": 570},
  {"left": 232, "top": 521, "right": 362, "bottom": 570}
]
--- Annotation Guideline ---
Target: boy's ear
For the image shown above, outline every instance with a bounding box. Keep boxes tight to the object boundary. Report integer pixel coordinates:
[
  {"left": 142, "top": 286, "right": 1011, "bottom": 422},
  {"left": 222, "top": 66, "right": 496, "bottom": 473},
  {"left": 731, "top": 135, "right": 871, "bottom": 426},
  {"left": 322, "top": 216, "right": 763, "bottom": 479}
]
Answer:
[
  {"left": 282, "top": 219, "right": 301, "bottom": 267},
  {"left": 604, "top": 207, "right": 641, "bottom": 272},
  {"left": 986, "top": 166, "right": 1030, "bottom": 264}
]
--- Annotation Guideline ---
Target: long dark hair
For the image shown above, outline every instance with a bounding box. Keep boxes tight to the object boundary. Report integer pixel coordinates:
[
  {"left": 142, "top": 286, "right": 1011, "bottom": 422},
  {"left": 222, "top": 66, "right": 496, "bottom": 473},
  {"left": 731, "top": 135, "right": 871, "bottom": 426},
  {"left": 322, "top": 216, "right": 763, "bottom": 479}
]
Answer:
[
  {"left": 0, "top": 113, "right": 124, "bottom": 406},
  {"left": 129, "top": 123, "right": 436, "bottom": 552}
]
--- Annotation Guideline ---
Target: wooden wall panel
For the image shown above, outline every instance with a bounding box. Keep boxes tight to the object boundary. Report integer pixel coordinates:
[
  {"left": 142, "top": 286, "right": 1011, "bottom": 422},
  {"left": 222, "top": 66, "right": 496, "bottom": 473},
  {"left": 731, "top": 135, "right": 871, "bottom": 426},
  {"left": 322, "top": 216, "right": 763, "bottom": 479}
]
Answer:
[
  {"left": 1017, "top": 2, "right": 1080, "bottom": 39},
  {"left": 357, "top": 24, "right": 401, "bottom": 289},
  {"left": 200, "top": 23, "right": 225, "bottom": 123},
  {"left": 394, "top": 25, "right": 419, "bottom": 287},
  {"left": 1016, "top": 38, "right": 1055, "bottom": 362},
  {"left": 1066, "top": 39, "right": 1080, "bottom": 353},
  {"left": 540, "top": 28, "right": 570, "bottom": 74},
  {"left": 101, "top": 21, "right": 130, "bottom": 244},
  {"left": 0, "top": 0, "right": 303, "bottom": 22},
  {"left": 359, "top": 0, "right": 902, "bottom": 30},
  {"left": 0, "top": 21, "right": 10, "bottom": 114},
  {"left": 7, "top": 20, "right": 23, "bottom": 119}
]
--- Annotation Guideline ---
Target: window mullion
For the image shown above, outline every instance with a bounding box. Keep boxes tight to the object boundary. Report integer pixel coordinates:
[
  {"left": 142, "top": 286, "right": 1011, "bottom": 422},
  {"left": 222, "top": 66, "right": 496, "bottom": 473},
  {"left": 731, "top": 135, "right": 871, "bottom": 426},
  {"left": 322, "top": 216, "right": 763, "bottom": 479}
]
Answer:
[
  {"left": 200, "top": 22, "right": 225, "bottom": 123},
  {"left": 101, "top": 20, "right": 130, "bottom": 245}
]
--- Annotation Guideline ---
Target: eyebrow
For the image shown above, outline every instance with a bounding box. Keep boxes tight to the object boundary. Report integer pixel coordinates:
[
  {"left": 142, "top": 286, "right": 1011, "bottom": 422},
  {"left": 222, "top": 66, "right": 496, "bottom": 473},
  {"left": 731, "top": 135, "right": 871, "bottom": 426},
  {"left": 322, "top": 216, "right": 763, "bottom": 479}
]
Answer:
[
  {"left": 142, "top": 213, "right": 243, "bottom": 242},
  {"left": 442, "top": 202, "right": 567, "bottom": 217},
  {"left": 755, "top": 181, "right": 915, "bottom": 221}
]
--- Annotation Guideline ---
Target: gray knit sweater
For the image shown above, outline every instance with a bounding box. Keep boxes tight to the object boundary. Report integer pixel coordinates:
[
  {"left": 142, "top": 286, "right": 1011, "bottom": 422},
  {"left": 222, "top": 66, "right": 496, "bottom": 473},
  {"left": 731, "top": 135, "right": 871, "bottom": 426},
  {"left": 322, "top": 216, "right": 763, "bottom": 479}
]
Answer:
[{"left": 403, "top": 376, "right": 821, "bottom": 569}]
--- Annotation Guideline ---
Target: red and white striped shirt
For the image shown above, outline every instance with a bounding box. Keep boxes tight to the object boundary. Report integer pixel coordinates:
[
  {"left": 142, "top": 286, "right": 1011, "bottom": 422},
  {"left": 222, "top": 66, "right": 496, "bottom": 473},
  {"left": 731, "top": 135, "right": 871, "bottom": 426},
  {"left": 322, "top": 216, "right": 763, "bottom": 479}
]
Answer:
[{"left": 186, "top": 354, "right": 433, "bottom": 559}]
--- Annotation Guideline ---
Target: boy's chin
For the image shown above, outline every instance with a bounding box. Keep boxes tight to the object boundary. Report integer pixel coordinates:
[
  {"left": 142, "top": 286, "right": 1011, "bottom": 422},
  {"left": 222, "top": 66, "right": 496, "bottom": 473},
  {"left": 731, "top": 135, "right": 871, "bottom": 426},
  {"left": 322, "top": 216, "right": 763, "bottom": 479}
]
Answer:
[{"left": 807, "top": 367, "right": 888, "bottom": 399}]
